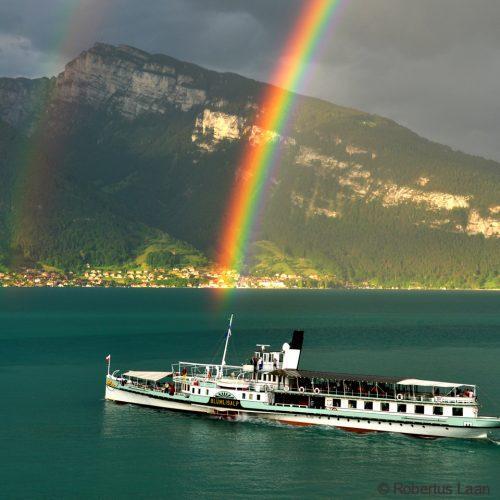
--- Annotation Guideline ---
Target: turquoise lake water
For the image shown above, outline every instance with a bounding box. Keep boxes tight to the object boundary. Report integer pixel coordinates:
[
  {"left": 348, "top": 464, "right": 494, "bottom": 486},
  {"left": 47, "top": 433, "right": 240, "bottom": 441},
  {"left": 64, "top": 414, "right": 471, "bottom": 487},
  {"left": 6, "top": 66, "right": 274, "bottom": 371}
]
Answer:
[{"left": 1, "top": 289, "right": 499, "bottom": 499}]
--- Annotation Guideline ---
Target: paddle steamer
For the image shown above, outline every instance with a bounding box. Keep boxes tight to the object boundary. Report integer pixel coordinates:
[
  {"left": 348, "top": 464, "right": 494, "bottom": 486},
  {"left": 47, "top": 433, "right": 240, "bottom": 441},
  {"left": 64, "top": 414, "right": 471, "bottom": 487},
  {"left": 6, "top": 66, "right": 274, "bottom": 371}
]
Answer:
[{"left": 105, "top": 317, "right": 500, "bottom": 439}]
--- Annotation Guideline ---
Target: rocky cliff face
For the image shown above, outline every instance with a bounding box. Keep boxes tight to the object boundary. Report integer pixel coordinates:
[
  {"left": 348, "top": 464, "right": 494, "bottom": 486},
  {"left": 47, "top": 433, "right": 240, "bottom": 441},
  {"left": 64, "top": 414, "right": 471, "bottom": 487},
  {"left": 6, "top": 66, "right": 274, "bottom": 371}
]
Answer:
[
  {"left": 466, "top": 209, "right": 500, "bottom": 237},
  {"left": 55, "top": 44, "right": 208, "bottom": 117},
  {"left": 0, "top": 43, "right": 498, "bottom": 285},
  {"left": 0, "top": 77, "right": 53, "bottom": 132}
]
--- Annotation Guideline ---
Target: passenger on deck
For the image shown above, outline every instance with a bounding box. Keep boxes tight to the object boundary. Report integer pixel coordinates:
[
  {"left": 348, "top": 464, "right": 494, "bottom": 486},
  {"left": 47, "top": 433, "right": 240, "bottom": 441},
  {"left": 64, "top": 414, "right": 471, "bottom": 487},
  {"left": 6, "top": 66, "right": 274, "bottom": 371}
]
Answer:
[{"left": 252, "top": 356, "right": 258, "bottom": 376}]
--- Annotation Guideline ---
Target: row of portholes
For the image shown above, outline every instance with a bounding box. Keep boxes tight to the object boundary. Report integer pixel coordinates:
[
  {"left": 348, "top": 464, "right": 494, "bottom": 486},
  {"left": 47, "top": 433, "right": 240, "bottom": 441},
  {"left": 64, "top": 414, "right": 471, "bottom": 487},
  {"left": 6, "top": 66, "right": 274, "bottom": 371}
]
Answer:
[{"left": 317, "top": 416, "right": 450, "bottom": 432}]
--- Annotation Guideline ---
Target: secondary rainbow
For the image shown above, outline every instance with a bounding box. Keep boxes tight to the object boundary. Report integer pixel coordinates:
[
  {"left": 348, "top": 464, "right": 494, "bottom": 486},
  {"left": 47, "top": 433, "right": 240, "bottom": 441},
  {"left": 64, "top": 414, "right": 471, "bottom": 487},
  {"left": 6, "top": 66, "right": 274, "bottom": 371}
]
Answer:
[
  {"left": 11, "top": 1, "right": 111, "bottom": 248},
  {"left": 217, "top": 0, "right": 342, "bottom": 272}
]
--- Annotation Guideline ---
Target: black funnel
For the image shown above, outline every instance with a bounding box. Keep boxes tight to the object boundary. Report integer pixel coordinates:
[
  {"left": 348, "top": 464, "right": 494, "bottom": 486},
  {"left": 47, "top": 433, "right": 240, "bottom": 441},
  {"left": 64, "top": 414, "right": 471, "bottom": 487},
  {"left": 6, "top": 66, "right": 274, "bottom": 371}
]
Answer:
[{"left": 290, "top": 330, "right": 304, "bottom": 350}]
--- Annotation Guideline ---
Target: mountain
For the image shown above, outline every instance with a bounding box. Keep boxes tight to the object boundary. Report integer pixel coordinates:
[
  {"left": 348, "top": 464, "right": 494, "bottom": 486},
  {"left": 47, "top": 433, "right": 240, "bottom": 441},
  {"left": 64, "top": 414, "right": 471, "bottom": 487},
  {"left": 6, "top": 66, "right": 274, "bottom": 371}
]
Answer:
[{"left": 0, "top": 43, "right": 499, "bottom": 287}]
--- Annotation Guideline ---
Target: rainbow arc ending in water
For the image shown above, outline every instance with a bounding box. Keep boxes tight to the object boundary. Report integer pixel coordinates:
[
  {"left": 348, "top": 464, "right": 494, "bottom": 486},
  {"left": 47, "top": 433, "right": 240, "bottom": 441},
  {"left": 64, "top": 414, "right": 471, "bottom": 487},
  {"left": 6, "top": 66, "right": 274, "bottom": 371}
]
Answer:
[{"left": 217, "top": 0, "right": 342, "bottom": 273}]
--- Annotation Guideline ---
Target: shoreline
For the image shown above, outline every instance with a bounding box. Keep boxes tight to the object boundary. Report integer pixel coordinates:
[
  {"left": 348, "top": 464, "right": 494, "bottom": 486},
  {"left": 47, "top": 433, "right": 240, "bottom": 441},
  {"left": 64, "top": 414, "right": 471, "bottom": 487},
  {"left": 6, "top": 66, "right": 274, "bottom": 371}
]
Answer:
[
  {"left": 1, "top": 268, "right": 498, "bottom": 291},
  {"left": 1, "top": 285, "right": 498, "bottom": 291}
]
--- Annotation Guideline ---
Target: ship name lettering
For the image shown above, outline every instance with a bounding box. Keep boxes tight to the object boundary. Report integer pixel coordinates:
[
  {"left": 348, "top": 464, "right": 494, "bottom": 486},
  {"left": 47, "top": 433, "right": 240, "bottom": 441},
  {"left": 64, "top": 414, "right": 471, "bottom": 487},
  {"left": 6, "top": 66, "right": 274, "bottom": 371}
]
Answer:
[{"left": 209, "top": 397, "right": 240, "bottom": 407}]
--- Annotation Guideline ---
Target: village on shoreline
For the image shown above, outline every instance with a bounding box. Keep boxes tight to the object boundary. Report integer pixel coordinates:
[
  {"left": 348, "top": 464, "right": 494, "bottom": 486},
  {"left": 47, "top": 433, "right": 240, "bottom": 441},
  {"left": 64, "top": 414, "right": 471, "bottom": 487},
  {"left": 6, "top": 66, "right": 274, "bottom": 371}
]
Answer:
[{"left": 0, "top": 266, "right": 494, "bottom": 290}]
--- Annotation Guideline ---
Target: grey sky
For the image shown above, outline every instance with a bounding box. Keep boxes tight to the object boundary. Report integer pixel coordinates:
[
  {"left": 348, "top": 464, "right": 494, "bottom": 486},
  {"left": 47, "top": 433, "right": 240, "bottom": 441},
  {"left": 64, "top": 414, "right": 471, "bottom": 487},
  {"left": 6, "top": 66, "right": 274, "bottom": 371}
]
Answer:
[{"left": 1, "top": 0, "right": 499, "bottom": 161}]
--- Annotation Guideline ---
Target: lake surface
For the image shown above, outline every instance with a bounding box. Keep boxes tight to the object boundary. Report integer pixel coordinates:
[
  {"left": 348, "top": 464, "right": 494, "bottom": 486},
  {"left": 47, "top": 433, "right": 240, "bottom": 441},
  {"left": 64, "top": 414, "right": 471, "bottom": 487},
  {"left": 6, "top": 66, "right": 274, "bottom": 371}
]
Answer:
[{"left": 1, "top": 289, "right": 499, "bottom": 499}]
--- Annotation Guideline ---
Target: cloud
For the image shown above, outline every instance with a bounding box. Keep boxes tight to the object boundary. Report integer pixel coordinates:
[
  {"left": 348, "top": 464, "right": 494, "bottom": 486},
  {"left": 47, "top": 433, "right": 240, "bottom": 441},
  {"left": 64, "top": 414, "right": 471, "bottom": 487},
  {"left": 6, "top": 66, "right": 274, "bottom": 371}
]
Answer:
[
  {"left": 0, "top": 0, "right": 499, "bottom": 161},
  {"left": 306, "top": 0, "right": 500, "bottom": 160},
  {"left": 0, "top": 33, "right": 59, "bottom": 77}
]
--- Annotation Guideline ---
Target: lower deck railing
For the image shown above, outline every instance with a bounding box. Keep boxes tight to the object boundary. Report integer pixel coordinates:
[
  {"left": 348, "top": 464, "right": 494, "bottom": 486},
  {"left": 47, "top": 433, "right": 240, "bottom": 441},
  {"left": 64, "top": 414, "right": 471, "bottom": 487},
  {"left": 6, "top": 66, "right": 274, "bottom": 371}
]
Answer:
[{"left": 273, "top": 388, "right": 476, "bottom": 404}]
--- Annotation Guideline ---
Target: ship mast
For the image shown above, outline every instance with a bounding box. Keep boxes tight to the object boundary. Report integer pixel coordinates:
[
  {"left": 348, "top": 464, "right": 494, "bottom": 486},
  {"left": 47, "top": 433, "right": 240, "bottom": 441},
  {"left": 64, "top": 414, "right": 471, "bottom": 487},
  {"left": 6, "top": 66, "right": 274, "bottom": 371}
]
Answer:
[{"left": 220, "top": 314, "right": 234, "bottom": 372}]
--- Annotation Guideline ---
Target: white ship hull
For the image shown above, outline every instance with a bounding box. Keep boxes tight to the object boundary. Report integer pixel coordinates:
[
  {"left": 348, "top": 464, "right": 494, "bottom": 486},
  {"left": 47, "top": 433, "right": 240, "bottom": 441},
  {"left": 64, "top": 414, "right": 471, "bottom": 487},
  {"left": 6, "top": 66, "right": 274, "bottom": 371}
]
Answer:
[
  {"left": 105, "top": 386, "right": 489, "bottom": 440},
  {"left": 261, "top": 412, "right": 488, "bottom": 439},
  {"left": 105, "top": 385, "right": 211, "bottom": 414}
]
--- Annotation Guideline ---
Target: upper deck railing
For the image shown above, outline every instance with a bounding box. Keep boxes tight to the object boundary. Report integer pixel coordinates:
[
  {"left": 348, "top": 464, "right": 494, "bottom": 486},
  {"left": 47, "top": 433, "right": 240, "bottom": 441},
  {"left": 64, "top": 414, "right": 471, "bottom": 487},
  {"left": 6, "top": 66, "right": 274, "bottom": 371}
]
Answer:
[{"left": 172, "top": 362, "right": 244, "bottom": 382}]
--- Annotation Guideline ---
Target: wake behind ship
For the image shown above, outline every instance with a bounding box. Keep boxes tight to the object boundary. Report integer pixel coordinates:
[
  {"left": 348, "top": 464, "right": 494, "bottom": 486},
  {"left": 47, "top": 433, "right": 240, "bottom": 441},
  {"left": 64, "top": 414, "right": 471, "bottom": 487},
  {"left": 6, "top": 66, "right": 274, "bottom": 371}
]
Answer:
[{"left": 105, "top": 319, "right": 500, "bottom": 440}]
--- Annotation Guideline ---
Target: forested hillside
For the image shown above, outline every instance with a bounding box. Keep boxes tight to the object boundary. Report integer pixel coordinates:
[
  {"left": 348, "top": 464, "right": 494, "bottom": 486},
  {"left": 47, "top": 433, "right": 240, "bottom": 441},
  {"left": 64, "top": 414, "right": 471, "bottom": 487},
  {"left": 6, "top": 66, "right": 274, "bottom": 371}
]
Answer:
[{"left": 0, "top": 43, "right": 498, "bottom": 287}]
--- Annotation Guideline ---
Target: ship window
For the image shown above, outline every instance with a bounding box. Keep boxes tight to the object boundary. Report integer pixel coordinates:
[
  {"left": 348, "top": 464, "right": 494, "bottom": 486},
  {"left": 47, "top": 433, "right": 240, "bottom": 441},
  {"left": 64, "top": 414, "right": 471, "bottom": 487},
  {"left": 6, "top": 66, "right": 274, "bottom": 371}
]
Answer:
[
  {"left": 206, "top": 389, "right": 209, "bottom": 395},
  {"left": 364, "top": 401, "right": 373, "bottom": 410},
  {"left": 381, "top": 402, "right": 389, "bottom": 412},
  {"left": 415, "top": 405, "right": 424, "bottom": 414},
  {"left": 348, "top": 400, "right": 357, "bottom": 409},
  {"left": 331, "top": 399, "right": 341, "bottom": 407},
  {"left": 249, "top": 394, "right": 253, "bottom": 400},
  {"left": 257, "top": 394, "right": 261, "bottom": 401},
  {"left": 242, "top": 393, "right": 246, "bottom": 399},
  {"left": 452, "top": 407, "right": 463, "bottom": 416},
  {"left": 198, "top": 388, "right": 201, "bottom": 394},
  {"left": 191, "top": 387, "right": 195, "bottom": 393},
  {"left": 433, "top": 406, "right": 443, "bottom": 415},
  {"left": 397, "top": 404, "right": 406, "bottom": 413}
]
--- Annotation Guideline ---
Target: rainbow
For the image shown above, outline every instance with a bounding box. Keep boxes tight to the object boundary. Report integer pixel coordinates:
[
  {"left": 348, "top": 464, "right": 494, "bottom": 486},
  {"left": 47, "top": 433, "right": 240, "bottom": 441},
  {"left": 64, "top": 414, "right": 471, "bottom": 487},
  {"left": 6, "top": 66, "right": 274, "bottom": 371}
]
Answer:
[{"left": 217, "top": 0, "right": 343, "bottom": 273}]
